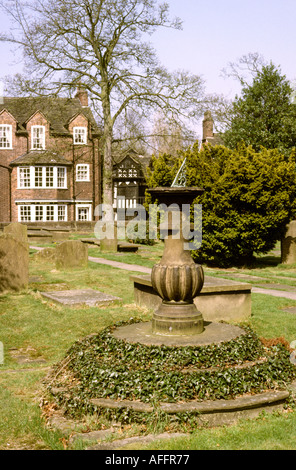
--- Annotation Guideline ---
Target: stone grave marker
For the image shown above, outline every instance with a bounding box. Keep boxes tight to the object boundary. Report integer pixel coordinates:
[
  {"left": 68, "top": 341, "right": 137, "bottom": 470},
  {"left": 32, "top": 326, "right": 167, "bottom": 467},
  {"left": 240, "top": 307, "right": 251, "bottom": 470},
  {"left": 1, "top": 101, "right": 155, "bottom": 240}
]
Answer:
[
  {"left": 281, "top": 220, "right": 296, "bottom": 264},
  {"left": 36, "top": 247, "right": 56, "bottom": 262},
  {"left": 4, "top": 222, "right": 28, "bottom": 245},
  {"left": 55, "top": 240, "right": 88, "bottom": 269},
  {"left": 0, "top": 233, "right": 29, "bottom": 292}
]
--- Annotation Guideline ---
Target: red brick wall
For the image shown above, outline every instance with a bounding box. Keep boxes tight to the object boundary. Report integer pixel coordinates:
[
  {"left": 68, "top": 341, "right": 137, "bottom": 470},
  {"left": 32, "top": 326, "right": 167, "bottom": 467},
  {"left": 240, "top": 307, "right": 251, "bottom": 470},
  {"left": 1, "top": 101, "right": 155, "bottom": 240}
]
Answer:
[
  {"left": 0, "top": 110, "right": 101, "bottom": 223},
  {"left": 0, "top": 110, "right": 28, "bottom": 166},
  {"left": 0, "top": 166, "right": 10, "bottom": 222}
]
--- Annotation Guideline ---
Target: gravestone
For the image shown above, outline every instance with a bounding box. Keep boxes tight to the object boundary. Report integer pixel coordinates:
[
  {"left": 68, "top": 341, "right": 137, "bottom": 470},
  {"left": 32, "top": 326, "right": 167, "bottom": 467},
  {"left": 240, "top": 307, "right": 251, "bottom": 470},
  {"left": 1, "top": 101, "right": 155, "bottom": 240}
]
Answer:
[
  {"left": 55, "top": 240, "right": 88, "bottom": 269},
  {"left": 281, "top": 221, "right": 296, "bottom": 264},
  {"left": 100, "top": 224, "right": 118, "bottom": 253},
  {"left": 0, "top": 234, "right": 29, "bottom": 292},
  {"left": 36, "top": 247, "right": 56, "bottom": 262},
  {"left": 4, "top": 222, "right": 28, "bottom": 245}
]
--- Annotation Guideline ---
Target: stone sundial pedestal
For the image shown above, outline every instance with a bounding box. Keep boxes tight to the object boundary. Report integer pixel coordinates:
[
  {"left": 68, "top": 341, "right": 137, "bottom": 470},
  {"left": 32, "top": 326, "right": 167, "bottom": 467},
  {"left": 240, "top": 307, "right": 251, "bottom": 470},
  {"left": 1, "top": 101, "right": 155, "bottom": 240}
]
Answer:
[
  {"left": 113, "top": 185, "right": 247, "bottom": 346},
  {"left": 148, "top": 187, "right": 204, "bottom": 336}
]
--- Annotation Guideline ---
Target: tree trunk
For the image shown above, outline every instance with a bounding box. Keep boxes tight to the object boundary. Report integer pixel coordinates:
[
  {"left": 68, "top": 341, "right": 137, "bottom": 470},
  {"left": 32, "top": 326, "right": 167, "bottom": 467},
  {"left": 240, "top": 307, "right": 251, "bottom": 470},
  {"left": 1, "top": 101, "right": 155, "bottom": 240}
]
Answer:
[
  {"left": 100, "top": 104, "right": 117, "bottom": 251},
  {"left": 103, "top": 124, "right": 113, "bottom": 210}
]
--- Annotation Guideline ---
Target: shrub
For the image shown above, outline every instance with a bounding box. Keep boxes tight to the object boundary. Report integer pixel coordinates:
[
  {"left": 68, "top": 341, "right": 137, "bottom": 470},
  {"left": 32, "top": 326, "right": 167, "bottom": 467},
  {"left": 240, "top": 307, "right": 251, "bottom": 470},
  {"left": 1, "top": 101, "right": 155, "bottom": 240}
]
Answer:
[{"left": 147, "top": 143, "right": 296, "bottom": 267}]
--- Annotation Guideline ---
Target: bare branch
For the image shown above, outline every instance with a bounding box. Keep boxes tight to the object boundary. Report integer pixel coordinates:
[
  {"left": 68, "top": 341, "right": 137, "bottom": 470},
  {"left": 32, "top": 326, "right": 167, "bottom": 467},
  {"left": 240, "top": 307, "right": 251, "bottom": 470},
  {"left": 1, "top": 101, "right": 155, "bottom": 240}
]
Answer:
[
  {"left": 0, "top": 0, "right": 203, "bottom": 205},
  {"left": 221, "top": 52, "right": 268, "bottom": 88}
]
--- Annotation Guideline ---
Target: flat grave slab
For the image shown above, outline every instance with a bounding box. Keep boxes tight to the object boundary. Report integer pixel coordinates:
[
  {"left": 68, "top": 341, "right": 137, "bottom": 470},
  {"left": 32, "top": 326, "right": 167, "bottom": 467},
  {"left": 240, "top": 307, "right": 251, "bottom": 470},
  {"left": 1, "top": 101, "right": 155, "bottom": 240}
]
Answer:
[
  {"left": 282, "top": 307, "right": 296, "bottom": 314},
  {"left": 80, "top": 238, "right": 139, "bottom": 252},
  {"left": 255, "top": 283, "right": 296, "bottom": 291},
  {"left": 41, "top": 289, "right": 121, "bottom": 307}
]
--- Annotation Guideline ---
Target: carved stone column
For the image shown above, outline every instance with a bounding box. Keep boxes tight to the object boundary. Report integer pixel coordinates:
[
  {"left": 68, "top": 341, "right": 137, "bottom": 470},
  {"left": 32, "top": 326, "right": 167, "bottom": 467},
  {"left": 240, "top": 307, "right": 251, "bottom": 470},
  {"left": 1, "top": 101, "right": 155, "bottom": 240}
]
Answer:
[{"left": 148, "top": 187, "right": 204, "bottom": 336}]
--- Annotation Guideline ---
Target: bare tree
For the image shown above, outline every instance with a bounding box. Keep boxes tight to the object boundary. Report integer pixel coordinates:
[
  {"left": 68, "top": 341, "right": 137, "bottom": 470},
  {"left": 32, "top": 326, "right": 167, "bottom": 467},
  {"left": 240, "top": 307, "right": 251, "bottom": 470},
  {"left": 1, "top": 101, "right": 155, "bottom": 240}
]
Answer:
[
  {"left": 221, "top": 52, "right": 268, "bottom": 88},
  {"left": 150, "top": 110, "right": 196, "bottom": 156},
  {"left": 0, "top": 0, "right": 206, "bottom": 211},
  {"left": 202, "top": 52, "right": 269, "bottom": 133}
]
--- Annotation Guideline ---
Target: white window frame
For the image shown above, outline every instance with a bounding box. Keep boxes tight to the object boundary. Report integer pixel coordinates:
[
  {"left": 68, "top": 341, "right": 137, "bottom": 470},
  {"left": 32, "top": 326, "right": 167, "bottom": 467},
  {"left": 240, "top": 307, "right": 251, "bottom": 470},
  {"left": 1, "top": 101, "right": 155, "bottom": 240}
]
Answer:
[
  {"left": 18, "top": 205, "right": 31, "bottom": 222},
  {"left": 57, "top": 205, "right": 67, "bottom": 221},
  {"left": 76, "top": 204, "right": 92, "bottom": 221},
  {"left": 76, "top": 163, "right": 90, "bottom": 182},
  {"left": 57, "top": 166, "right": 67, "bottom": 188},
  {"left": 34, "top": 204, "right": 44, "bottom": 222},
  {"left": 34, "top": 166, "right": 43, "bottom": 188},
  {"left": 0, "top": 124, "right": 12, "bottom": 149},
  {"left": 18, "top": 167, "right": 31, "bottom": 188},
  {"left": 45, "top": 166, "right": 54, "bottom": 187},
  {"left": 73, "top": 126, "right": 87, "bottom": 145},
  {"left": 31, "top": 125, "right": 45, "bottom": 150},
  {"left": 17, "top": 166, "right": 67, "bottom": 189},
  {"left": 45, "top": 204, "right": 55, "bottom": 221},
  {"left": 18, "top": 203, "right": 68, "bottom": 222}
]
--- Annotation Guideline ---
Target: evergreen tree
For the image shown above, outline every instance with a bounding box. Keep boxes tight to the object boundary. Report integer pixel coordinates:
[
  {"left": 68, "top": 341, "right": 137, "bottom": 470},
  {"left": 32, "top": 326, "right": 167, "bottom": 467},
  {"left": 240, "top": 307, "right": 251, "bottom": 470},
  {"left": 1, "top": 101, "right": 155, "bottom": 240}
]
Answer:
[
  {"left": 147, "top": 143, "right": 296, "bottom": 267},
  {"left": 223, "top": 64, "right": 296, "bottom": 155}
]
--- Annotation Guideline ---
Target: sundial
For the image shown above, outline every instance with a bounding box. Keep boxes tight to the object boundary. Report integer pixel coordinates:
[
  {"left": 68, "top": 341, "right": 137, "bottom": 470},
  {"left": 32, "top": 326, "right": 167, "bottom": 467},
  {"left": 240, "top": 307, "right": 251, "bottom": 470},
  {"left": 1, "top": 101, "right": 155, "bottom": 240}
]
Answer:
[{"left": 171, "top": 157, "right": 187, "bottom": 187}]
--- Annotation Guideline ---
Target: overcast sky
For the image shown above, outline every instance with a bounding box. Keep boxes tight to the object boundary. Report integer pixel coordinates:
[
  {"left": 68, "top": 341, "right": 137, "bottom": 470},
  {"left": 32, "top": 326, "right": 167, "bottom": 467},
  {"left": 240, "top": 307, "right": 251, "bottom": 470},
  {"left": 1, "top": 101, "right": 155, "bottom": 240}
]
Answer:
[{"left": 0, "top": 0, "right": 295, "bottom": 136}]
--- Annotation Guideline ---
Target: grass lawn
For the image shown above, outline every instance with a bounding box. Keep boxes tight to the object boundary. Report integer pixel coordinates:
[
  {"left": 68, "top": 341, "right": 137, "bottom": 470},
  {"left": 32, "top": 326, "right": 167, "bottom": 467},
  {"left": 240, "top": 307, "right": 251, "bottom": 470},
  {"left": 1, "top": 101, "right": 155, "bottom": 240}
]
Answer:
[{"left": 0, "top": 238, "right": 296, "bottom": 450}]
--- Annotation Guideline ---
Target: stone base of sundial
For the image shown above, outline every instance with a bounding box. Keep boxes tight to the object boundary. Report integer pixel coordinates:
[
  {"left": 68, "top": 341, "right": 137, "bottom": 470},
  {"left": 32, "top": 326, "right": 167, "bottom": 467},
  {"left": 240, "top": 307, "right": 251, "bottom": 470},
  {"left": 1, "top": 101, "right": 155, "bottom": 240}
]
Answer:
[{"left": 112, "top": 320, "right": 245, "bottom": 347}]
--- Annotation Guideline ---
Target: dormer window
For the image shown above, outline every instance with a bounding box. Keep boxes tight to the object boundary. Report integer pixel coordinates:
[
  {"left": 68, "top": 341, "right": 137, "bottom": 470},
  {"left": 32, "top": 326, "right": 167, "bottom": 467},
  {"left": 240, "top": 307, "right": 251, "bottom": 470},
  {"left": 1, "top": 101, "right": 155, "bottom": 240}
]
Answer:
[
  {"left": 0, "top": 124, "right": 12, "bottom": 149},
  {"left": 31, "top": 125, "right": 45, "bottom": 150},
  {"left": 73, "top": 127, "right": 87, "bottom": 145}
]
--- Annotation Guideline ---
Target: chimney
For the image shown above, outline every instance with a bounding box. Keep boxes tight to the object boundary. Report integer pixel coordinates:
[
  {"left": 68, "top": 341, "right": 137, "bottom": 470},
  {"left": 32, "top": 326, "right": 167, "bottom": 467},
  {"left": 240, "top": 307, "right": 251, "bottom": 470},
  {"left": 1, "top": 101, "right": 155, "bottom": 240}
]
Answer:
[
  {"left": 202, "top": 111, "right": 214, "bottom": 140},
  {"left": 75, "top": 85, "right": 88, "bottom": 107}
]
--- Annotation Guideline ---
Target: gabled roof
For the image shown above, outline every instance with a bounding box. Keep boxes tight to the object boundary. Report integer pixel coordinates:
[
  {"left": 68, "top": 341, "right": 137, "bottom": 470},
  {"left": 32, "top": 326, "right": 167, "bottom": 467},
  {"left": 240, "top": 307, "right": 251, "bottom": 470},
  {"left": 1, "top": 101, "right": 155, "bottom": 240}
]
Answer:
[
  {"left": 10, "top": 150, "right": 73, "bottom": 167},
  {"left": 114, "top": 153, "right": 142, "bottom": 168},
  {"left": 24, "top": 109, "right": 49, "bottom": 125},
  {"left": 66, "top": 111, "right": 89, "bottom": 126},
  {"left": 0, "top": 96, "right": 101, "bottom": 136},
  {"left": 0, "top": 107, "right": 17, "bottom": 122},
  {"left": 113, "top": 150, "right": 151, "bottom": 170}
]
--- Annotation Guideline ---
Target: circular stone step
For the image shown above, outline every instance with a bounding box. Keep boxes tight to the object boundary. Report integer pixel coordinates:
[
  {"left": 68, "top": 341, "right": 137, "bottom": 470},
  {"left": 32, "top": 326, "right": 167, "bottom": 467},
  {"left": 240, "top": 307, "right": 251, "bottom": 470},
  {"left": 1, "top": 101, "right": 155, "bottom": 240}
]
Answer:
[
  {"left": 112, "top": 320, "right": 246, "bottom": 347},
  {"left": 45, "top": 321, "right": 296, "bottom": 429},
  {"left": 89, "top": 384, "right": 296, "bottom": 427},
  {"left": 90, "top": 388, "right": 291, "bottom": 414}
]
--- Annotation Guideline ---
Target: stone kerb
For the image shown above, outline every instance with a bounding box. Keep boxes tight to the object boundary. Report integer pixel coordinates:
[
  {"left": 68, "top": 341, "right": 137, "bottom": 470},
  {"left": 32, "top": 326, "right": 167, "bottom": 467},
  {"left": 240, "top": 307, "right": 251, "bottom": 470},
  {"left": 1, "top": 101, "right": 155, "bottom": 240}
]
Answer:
[
  {"left": 55, "top": 240, "right": 88, "bottom": 269},
  {"left": 0, "top": 233, "right": 29, "bottom": 292}
]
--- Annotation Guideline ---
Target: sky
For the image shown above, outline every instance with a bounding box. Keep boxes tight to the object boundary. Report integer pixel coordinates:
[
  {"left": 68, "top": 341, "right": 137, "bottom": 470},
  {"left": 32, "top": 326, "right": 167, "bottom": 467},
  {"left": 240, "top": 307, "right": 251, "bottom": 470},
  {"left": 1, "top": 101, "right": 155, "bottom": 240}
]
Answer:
[
  {"left": 0, "top": 0, "right": 296, "bottom": 136},
  {"left": 150, "top": 0, "right": 296, "bottom": 99}
]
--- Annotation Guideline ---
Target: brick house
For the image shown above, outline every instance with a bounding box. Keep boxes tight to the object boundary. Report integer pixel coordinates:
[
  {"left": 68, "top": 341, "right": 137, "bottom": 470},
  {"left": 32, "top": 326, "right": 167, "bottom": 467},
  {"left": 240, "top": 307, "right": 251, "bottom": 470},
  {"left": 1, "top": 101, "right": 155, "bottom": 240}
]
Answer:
[{"left": 0, "top": 88, "right": 102, "bottom": 225}]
